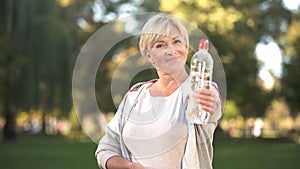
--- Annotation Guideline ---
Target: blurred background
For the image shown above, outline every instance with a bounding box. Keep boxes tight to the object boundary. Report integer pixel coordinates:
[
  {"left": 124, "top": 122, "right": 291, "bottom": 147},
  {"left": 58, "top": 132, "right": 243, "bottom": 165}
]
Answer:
[{"left": 0, "top": 0, "right": 300, "bottom": 169}]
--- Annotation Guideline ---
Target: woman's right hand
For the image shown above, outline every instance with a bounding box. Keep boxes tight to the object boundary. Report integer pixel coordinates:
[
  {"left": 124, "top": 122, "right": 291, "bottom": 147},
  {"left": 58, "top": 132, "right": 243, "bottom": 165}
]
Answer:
[
  {"left": 128, "top": 162, "right": 145, "bottom": 169},
  {"left": 106, "top": 156, "right": 145, "bottom": 169}
]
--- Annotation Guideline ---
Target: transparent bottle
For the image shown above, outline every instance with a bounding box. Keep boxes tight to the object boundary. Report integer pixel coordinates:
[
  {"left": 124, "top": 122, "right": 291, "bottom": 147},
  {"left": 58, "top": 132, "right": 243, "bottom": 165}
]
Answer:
[{"left": 186, "top": 39, "right": 213, "bottom": 124}]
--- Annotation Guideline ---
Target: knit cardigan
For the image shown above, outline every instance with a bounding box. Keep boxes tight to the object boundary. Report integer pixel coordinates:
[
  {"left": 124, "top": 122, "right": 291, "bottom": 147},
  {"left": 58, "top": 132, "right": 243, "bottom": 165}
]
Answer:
[{"left": 95, "top": 80, "right": 222, "bottom": 169}]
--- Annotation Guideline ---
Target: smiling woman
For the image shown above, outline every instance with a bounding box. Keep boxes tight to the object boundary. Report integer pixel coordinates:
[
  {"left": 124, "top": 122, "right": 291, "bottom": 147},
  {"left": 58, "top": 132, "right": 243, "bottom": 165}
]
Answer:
[
  {"left": 145, "top": 28, "right": 188, "bottom": 79},
  {"left": 95, "top": 14, "right": 222, "bottom": 169}
]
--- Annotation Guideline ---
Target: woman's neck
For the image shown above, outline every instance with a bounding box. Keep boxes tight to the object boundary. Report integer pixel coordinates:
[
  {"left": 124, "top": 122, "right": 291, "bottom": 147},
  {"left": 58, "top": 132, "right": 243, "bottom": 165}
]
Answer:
[{"left": 150, "top": 70, "right": 188, "bottom": 97}]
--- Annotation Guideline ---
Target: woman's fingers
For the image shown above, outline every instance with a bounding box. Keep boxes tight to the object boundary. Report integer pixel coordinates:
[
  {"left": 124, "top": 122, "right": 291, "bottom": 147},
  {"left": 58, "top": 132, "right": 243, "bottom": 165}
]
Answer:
[{"left": 192, "top": 88, "right": 217, "bottom": 114}]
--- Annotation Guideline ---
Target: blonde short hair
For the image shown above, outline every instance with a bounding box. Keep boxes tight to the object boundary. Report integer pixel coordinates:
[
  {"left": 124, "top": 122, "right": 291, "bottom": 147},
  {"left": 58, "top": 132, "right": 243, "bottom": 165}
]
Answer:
[{"left": 139, "top": 14, "right": 189, "bottom": 57}]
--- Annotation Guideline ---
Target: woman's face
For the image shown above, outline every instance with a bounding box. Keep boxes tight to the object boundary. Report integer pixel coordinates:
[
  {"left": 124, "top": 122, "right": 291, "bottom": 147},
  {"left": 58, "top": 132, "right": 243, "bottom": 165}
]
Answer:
[{"left": 147, "top": 27, "right": 188, "bottom": 75}]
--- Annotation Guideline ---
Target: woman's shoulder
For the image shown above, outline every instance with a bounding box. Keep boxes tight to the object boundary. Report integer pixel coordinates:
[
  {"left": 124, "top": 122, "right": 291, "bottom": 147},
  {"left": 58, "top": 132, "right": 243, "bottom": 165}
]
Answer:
[
  {"left": 129, "top": 79, "right": 158, "bottom": 92},
  {"left": 121, "top": 79, "right": 157, "bottom": 107}
]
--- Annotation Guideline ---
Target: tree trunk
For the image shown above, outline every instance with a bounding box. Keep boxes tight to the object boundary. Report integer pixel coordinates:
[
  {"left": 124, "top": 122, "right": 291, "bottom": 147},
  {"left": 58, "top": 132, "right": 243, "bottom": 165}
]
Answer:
[
  {"left": 3, "top": 42, "right": 17, "bottom": 141},
  {"left": 1, "top": 0, "right": 18, "bottom": 141},
  {"left": 3, "top": 106, "right": 17, "bottom": 141}
]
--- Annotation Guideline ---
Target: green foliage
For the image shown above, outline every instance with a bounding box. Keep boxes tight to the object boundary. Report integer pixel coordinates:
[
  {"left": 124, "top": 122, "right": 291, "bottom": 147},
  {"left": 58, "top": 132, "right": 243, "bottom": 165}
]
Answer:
[
  {"left": 159, "top": 0, "right": 294, "bottom": 117},
  {"left": 281, "top": 12, "right": 300, "bottom": 116},
  {"left": 281, "top": 55, "right": 300, "bottom": 116},
  {"left": 0, "top": 0, "right": 72, "bottom": 115},
  {"left": 222, "top": 100, "right": 241, "bottom": 120},
  {"left": 163, "top": 0, "right": 257, "bottom": 115},
  {"left": 0, "top": 0, "right": 299, "bottom": 138},
  {"left": 70, "top": 0, "right": 160, "bottom": 113}
]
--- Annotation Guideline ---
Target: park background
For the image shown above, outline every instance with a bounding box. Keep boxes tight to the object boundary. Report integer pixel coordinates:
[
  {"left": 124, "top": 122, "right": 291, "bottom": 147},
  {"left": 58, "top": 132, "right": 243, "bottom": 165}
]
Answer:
[{"left": 0, "top": 0, "right": 300, "bottom": 169}]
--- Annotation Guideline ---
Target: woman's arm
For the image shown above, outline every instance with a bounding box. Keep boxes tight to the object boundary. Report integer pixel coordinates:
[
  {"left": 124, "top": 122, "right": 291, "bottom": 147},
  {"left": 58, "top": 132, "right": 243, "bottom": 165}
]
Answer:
[
  {"left": 95, "top": 95, "right": 127, "bottom": 169},
  {"left": 96, "top": 89, "right": 147, "bottom": 169},
  {"left": 106, "top": 156, "right": 145, "bottom": 169}
]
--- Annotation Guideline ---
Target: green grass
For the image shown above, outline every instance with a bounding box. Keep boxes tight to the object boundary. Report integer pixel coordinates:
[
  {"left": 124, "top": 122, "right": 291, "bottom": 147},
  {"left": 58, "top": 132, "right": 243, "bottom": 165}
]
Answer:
[
  {"left": 0, "top": 135, "right": 299, "bottom": 169},
  {"left": 0, "top": 135, "right": 99, "bottom": 169},
  {"left": 214, "top": 138, "right": 300, "bottom": 169}
]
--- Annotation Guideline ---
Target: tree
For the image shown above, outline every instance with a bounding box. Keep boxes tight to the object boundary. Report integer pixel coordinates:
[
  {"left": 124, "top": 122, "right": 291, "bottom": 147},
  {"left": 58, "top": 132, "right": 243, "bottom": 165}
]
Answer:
[
  {"left": 281, "top": 12, "right": 300, "bottom": 116},
  {"left": 159, "top": 0, "right": 265, "bottom": 117},
  {"left": 69, "top": 0, "right": 160, "bottom": 113},
  {"left": 0, "top": 0, "right": 19, "bottom": 140},
  {"left": 0, "top": 0, "right": 73, "bottom": 139}
]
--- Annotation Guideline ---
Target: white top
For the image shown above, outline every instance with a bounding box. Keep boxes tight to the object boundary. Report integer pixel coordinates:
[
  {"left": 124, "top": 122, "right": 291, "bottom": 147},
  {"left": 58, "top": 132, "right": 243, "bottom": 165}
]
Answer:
[
  {"left": 95, "top": 78, "right": 223, "bottom": 169},
  {"left": 122, "top": 83, "right": 188, "bottom": 169}
]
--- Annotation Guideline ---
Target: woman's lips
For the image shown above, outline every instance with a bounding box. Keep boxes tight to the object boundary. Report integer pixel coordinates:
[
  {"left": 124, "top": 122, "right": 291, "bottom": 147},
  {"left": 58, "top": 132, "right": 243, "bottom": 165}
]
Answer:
[{"left": 166, "top": 56, "right": 179, "bottom": 62}]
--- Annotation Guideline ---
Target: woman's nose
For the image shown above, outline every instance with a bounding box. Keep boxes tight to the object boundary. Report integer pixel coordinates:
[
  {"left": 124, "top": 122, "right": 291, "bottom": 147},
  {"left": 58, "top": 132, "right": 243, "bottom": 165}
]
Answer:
[{"left": 166, "top": 44, "right": 176, "bottom": 54}]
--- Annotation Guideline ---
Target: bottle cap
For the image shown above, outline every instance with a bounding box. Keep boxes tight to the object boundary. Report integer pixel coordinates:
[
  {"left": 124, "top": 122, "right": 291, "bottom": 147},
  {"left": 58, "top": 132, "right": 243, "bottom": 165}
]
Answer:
[{"left": 198, "top": 39, "right": 209, "bottom": 51}]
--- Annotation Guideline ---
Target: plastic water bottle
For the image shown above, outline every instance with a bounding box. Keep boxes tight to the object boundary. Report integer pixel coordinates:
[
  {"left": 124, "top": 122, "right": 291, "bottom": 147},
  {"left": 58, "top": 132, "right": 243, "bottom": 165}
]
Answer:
[{"left": 186, "top": 38, "right": 213, "bottom": 124}]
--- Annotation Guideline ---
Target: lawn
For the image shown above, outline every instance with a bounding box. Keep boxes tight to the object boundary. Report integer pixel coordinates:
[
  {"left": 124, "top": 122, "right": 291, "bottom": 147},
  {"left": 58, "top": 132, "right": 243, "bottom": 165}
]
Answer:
[
  {"left": 0, "top": 135, "right": 99, "bottom": 169},
  {"left": 214, "top": 138, "right": 300, "bottom": 169},
  {"left": 0, "top": 135, "right": 299, "bottom": 169}
]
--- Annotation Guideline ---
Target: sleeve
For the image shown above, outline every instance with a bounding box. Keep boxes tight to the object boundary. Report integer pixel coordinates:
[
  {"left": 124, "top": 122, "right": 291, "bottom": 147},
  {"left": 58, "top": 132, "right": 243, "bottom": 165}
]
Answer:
[
  {"left": 95, "top": 94, "right": 128, "bottom": 169},
  {"left": 191, "top": 83, "right": 222, "bottom": 169},
  {"left": 95, "top": 81, "right": 150, "bottom": 168},
  {"left": 208, "top": 82, "right": 223, "bottom": 124}
]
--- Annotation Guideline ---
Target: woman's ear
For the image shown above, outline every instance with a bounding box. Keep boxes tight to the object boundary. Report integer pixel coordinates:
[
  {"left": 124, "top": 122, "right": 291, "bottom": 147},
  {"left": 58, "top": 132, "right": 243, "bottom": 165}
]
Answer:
[
  {"left": 144, "top": 50, "right": 152, "bottom": 60},
  {"left": 144, "top": 50, "right": 155, "bottom": 66},
  {"left": 144, "top": 49, "right": 149, "bottom": 57}
]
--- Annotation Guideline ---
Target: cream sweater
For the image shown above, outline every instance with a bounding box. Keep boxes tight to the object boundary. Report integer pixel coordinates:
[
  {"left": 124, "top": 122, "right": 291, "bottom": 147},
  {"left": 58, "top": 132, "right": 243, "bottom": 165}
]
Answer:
[{"left": 95, "top": 79, "right": 222, "bottom": 169}]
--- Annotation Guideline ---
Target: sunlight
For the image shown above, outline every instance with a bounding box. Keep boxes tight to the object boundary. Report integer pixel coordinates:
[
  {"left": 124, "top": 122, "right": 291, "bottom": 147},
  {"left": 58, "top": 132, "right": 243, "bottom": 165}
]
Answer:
[
  {"left": 57, "top": 0, "right": 73, "bottom": 7},
  {"left": 259, "top": 68, "right": 275, "bottom": 90},
  {"left": 282, "top": 0, "right": 300, "bottom": 11},
  {"left": 256, "top": 41, "right": 282, "bottom": 77},
  {"left": 255, "top": 40, "right": 282, "bottom": 90}
]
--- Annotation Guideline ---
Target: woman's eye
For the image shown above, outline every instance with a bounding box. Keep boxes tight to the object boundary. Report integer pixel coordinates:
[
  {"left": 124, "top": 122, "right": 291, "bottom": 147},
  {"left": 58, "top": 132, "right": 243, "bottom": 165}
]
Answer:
[
  {"left": 156, "top": 44, "right": 164, "bottom": 48},
  {"left": 174, "top": 39, "right": 182, "bottom": 43}
]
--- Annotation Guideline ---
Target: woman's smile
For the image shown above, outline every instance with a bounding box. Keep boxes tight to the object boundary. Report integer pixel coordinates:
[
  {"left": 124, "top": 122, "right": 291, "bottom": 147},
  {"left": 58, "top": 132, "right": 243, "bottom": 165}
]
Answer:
[{"left": 166, "top": 56, "right": 179, "bottom": 62}]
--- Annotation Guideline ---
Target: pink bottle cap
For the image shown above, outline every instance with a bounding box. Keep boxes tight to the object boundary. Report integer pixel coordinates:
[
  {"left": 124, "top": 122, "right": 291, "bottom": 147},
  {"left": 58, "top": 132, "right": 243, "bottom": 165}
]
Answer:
[{"left": 198, "top": 39, "right": 209, "bottom": 51}]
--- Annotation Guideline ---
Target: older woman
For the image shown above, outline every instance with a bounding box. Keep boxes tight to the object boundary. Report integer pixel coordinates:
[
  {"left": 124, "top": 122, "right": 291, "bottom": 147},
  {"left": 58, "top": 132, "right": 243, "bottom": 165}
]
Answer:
[{"left": 95, "top": 14, "right": 222, "bottom": 169}]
